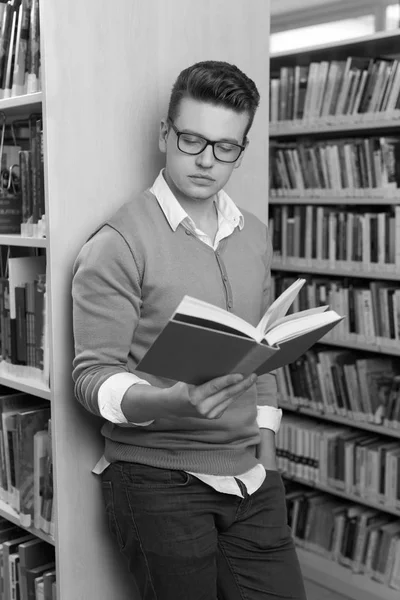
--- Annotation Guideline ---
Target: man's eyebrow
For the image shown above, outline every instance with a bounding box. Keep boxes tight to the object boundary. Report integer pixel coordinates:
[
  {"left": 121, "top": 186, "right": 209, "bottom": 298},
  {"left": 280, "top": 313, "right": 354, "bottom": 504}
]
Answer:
[{"left": 179, "top": 127, "right": 240, "bottom": 144}]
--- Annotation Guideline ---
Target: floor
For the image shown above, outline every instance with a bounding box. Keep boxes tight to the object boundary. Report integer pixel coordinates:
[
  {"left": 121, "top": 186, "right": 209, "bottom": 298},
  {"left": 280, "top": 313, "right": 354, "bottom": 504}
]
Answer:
[{"left": 304, "top": 578, "right": 351, "bottom": 600}]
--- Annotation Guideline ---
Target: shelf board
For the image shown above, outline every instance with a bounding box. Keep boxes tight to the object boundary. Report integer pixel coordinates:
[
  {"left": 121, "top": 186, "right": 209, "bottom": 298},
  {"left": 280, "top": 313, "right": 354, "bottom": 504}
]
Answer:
[
  {"left": 271, "top": 30, "right": 400, "bottom": 67},
  {"left": 0, "top": 497, "right": 54, "bottom": 545},
  {"left": 271, "top": 260, "right": 400, "bottom": 281},
  {"left": 270, "top": 117, "right": 400, "bottom": 138},
  {"left": 0, "top": 92, "right": 42, "bottom": 116},
  {"left": 282, "top": 472, "right": 400, "bottom": 518},
  {"left": 269, "top": 195, "right": 400, "bottom": 206},
  {"left": 0, "top": 365, "right": 50, "bottom": 400},
  {"left": 0, "top": 234, "right": 47, "bottom": 248},
  {"left": 320, "top": 337, "right": 400, "bottom": 356},
  {"left": 279, "top": 402, "right": 400, "bottom": 440},
  {"left": 297, "top": 547, "right": 400, "bottom": 600}
]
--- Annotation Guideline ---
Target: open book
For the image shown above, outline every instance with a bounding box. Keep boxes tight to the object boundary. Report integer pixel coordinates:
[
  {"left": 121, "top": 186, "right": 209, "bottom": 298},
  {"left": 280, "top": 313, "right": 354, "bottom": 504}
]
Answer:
[{"left": 136, "top": 278, "right": 344, "bottom": 385}]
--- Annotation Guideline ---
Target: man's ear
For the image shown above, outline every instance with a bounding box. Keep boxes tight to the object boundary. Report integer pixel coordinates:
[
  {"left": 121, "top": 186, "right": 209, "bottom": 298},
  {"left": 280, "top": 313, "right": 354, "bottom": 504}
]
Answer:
[
  {"left": 234, "top": 139, "right": 249, "bottom": 170},
  {"left": 159, "top": 118, "right": 169, "bottom": 154}
]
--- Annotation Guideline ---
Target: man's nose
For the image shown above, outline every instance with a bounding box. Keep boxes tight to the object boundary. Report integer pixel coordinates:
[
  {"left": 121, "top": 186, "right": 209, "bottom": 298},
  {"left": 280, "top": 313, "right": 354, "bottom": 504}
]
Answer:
[{"left": 195, "top": 143, "right": 215, "bottom": 167}]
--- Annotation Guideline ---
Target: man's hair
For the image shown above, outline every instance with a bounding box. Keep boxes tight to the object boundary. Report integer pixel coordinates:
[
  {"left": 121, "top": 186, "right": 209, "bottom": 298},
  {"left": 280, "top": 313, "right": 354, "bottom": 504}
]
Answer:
[{"left": 167, "top": 61, "right": 260, "bottom": 139}]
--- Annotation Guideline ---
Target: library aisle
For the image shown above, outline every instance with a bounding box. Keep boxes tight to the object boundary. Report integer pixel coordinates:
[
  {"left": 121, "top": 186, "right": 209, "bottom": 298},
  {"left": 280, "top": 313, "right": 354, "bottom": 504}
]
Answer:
[{"left": 305, "top": 578, "right": 351, "bottom": 600}]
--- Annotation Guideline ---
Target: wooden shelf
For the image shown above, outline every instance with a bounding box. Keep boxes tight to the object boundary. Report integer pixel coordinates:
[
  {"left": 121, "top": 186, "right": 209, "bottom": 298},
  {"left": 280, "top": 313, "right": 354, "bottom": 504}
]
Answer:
[
  {"left": 269, "top": 116, "right": 400, "bottom": 137},
  {"left": 320, "top": 337, "right": 400, "bottom": 356},
  {"left": 297, "top": 547, "right": 400, "bottom": 600},
  {"left": 282, "top": 472, "right": 400, "bottom": 518},
  {"left": 279, "top": 401, "right": 400, "bottom": 440},
  {"left": 271, "top": 260, "right": 400, "bottom": 281},
  {"left": 0, "top": 234, "right": 47, "bottom": 248},
  {"left": 0, "top": 497, "right": 54, "bottom": 545},
  {"left": 0, "top": 364, "right": 50, "bottom": 400},
  {"left": 269, "top": 195, "right": 400, "bottom": 206},
  {"left": 0, "top": 92, "right": 42, "bottom": 117},
  {"left": 270, "top": 29, "right": 400, "bottom": 66}
]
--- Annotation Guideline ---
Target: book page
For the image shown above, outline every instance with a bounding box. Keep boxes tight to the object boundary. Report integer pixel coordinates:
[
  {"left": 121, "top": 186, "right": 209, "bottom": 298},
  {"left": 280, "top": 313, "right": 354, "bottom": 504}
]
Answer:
[
  {"left": 173, "top": 296, "right": 259, "bottom": 340},
  {"left": 264, "top": 309, "right": 343, "bottom": 346},
  {"left": 264, "top": 305, "right": 329, "bottom": 334},
  {"left": 257, "top": 278, "right": 305, "bottom": 336}
]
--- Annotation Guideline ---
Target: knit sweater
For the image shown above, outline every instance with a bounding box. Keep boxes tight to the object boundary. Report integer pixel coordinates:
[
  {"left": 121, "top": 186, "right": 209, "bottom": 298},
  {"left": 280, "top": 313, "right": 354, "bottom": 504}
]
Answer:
[{"left": 72, "top": 189, "right": 277, "bottom": 476}]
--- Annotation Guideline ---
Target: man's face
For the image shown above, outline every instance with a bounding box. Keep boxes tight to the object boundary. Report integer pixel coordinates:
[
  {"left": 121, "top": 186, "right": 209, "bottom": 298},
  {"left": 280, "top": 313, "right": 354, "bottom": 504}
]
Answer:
[{"left": 159, "top": 97, "right": 249, "bottom": 204}]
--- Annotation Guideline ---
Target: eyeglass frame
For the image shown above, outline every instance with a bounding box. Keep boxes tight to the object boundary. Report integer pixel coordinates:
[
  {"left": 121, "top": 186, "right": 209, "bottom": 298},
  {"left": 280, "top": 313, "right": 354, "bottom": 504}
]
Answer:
[{"left": 167, "top": 117, "right": 247, "bottom": 164}]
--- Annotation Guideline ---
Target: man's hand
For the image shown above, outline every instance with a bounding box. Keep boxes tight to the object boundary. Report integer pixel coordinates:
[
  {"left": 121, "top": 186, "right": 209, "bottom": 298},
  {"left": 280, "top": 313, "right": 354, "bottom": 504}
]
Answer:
[
  {"left": 166, "top": 373, "right": 258, "bottom": 419},
  {"left": 121, "top": 373, "right": 257, "bottom": 423}
]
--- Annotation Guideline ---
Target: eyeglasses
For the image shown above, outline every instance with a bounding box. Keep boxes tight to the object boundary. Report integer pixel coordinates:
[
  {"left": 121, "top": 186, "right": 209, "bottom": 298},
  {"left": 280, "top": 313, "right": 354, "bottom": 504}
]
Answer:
[{"left": 167, "top": 118, "right": 246, "bottom": 164}]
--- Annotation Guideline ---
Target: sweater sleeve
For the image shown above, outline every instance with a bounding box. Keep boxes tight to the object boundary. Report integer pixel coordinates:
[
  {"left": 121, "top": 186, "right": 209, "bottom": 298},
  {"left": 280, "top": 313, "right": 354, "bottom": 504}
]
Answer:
[
  {"left": 72, "top": 225, "right": 143, "bottom": 416},
  {"left": 256, "top": 223, "right": 279, "bottom": 409}
]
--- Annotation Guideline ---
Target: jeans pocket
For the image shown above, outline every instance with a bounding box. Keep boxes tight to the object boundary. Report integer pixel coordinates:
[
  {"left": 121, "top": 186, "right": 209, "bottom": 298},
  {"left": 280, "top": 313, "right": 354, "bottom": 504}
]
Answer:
[
  {"left": 263, "top": 469, "right": 289, "bottom": 527},
  {"left": 101, "top": 480, "right": 125, "bottom": 551},
  {"left": 123, "top": 462, "right": 192, "bottom": 489}
]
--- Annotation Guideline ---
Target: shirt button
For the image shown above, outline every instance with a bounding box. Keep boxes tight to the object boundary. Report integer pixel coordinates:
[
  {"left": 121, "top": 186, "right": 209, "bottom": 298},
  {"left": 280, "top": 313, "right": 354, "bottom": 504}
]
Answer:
[
  {"left": 223, "top": 275, "right": 228, "bottom": 282},
  {"left": 185, "top": 230, "right": 191, "bottom": 235},
  {"left": 227, "top": 301, "right": 232, "bottom": 308}
]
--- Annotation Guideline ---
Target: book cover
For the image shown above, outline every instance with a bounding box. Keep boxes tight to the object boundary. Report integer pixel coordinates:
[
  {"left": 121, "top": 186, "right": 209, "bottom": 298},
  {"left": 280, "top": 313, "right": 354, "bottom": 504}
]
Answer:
[
  {"left": 25, "top": 561, "right": 55, "bottom": 600},
  {"left": 18, "top": 537, "right": 55, "bottom": 600},
  {"left": 137, "top": 279, "right": 343, "bottom": 385},
  {"left": 33, "top": 429, "right": 48, "bottom": 531},
  {"left": 42, "top": 569, "right": 55, "bottom": 600},
  {"left": 17, "top": 406, "right": 50, "bottom": 523},
  {"left": 2, "top": 533, "right": 33, "bottom": 600}
]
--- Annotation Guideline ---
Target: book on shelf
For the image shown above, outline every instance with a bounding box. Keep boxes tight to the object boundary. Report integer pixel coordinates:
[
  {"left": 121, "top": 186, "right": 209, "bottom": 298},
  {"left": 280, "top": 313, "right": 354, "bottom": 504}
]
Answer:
[
  {"left": 271, "top": 274, "right": 400, "bottom": 352},
  {"left": 276, "top": 414, "right": 400, "bottom": 511},
  {"left": 0, "top": 113, "right": 46, "bottom": 238},
  {"left": 18, "top": 406, "right": 51, "bottom": 525},
  {"left": 270, "top": 55, "right": 400, "bottom": 125},
  {"left": 25, "top": 560, "right": 55, "bottom": 600},
  {"left": 269, "top": 204, "right": 400, "bottom": 272},
  {"left": 0, "top": 250, "right": 48, "bottom": 385},
  {"left": 276, "top": 348, "right": 400, "bottom": 426},
  {"left": 0, "top": 390, "right": 42, "bottom": 502},
  {"left": 2, "top": 532, "right": 34, "bottom": 600},
  {"left": 0, "top": 0, "right": 42, "bottom": 101},
  {"left": 269, "top": 136, "right": 400, "bottom": 198},
  {"left": 284, "top": 479, "right": 400, "bottom": 590},
  {"left": 18, "top": 537, "right": 55, "bottom": 600},
  {"left": 42, "top": 569, "right": 56, "bottom": 600},
  {"left": 136, "top": 278, "right": 343, "bottom": 385}
]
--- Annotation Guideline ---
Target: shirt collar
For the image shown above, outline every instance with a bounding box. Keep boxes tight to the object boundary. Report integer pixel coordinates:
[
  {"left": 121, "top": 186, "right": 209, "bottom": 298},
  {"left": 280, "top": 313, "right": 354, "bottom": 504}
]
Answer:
[{"left": 149, "top": 169, "right": 244, "bottom": 232}]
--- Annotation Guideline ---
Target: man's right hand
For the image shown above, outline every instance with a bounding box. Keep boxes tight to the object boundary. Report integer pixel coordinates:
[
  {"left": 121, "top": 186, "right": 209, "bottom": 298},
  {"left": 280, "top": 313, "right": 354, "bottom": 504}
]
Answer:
[
  {"left": 121, "top": 373, "right": 257, "bottom": 423},
  {"left": 166, "top": 373, "right": 257, "bottom": 419}
]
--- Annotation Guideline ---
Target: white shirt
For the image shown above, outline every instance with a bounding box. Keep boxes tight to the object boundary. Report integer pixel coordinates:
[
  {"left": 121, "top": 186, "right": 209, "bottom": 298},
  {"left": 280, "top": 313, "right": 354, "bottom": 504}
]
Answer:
[{"left": 93, "top": 170, "right": 282, "bottom": 497}]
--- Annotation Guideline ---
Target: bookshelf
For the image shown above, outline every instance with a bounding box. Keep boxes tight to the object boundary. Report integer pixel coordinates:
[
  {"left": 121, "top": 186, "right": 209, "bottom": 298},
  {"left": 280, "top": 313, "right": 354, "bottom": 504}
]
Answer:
[
  {"left": 0, "top": 497, "right": 53, "bottom": 545},
  {"left": 270, "top": 29, "right": 400, "bottom": 600},
  {"left": 31, "top": 1, "right": 272, "bottom": 599},
  {"left": 297, "top": 547, "right": 400, "bottom": 600}
]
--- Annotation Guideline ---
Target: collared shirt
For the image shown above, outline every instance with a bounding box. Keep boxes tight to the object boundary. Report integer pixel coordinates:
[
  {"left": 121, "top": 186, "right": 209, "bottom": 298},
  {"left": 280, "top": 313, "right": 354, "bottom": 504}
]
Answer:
[{"left": 93, "top": 170, "right": 282, "bottom": 497}]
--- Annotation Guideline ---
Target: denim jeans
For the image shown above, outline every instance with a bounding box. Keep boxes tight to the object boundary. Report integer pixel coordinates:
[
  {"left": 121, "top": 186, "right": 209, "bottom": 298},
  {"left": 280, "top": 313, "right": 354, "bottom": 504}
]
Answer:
[{"left": 101, "top": 462, "right": 307, "bottom": 600}]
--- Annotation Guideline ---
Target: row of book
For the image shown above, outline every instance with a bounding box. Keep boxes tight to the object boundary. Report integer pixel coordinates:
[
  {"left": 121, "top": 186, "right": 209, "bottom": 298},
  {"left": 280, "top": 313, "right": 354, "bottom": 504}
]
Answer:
[
  {"left": 284, "top": 480, "right": 400, "bottom": 590},
  {"left": 0, "top": 389, "right": 53, "bottom": 537},
  {"left": 0, "top": 0, "right": 41, "bottom": 100},
  {"left": 270, "top": 56, "right": 400, "bottom": 123},
  {"left": 269, "top": 205, "right": 400, "bottom": 270},
  {"left": 0, "top": 519, "right": 55, "bottom": 599},
  {"left": 0, "top": 115, "right": 46, "bottom": 238},
  {"left": 276, "top": 415, "right": 400, "bottom": 511},
  {"left": 0, "top": 251, "right": 47, "bottom": 385},
  {"left": 269, "top": 136, "right": 400, "bottom": 193},
  {"left": 272, "top": 274, "right": 400, "bottom": 346},
  {"left": 276, "top": 349, "right": 399, "bottom": 427}
]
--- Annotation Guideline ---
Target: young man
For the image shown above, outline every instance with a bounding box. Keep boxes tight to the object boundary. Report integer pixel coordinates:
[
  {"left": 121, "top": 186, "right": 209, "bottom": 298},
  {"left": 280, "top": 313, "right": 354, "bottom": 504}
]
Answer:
[{"left": 72, "top": 61, "right": 307, "bottom": 600}]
